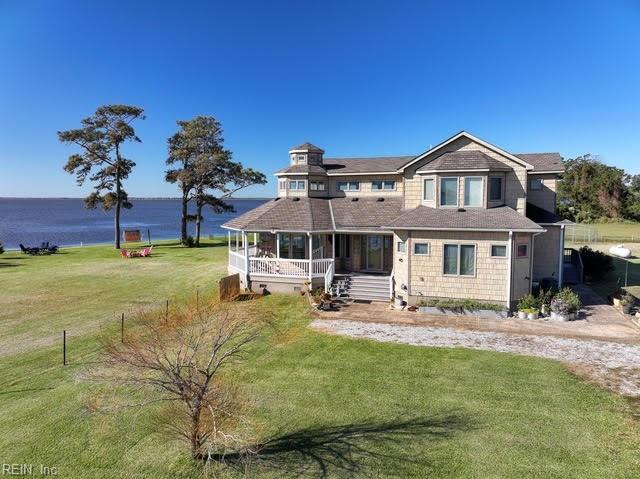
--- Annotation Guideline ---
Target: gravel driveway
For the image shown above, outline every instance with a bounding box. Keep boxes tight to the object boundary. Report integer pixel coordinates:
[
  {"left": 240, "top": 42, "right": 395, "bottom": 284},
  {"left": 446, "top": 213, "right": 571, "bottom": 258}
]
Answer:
[{"left": 311, "top": 319, "right": 640, "bottom": 397}]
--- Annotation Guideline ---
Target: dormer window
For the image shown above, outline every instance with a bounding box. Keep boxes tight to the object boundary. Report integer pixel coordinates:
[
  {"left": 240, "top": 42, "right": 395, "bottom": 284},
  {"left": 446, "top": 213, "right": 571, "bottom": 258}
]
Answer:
[
  {"left": 338, "top": 181, "right": 360, "bottom": 191},
  {"left": 289, "top": 180, "right": 306, "bottom": 190},
  {"left": 296, "top": 154, "right": 307, "bottom": 164},
  {"left": 489, "top": 177, "right": 503, "bottom": 202}
]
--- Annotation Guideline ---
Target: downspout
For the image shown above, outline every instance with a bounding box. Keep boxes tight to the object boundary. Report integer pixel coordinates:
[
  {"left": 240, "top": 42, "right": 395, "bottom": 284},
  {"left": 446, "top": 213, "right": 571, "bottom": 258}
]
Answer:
[
  {"left": 506, "top": 231, "right": 513, "bottom": 309},
  {"left": 558, "top": 225, "right": 565, "bottom": 288}
]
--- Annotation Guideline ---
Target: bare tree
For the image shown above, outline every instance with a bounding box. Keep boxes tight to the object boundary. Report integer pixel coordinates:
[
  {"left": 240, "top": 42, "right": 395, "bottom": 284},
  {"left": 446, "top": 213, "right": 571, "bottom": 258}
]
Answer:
[{"left": 101, "top": 299, "right": 268, "bottom": 460}]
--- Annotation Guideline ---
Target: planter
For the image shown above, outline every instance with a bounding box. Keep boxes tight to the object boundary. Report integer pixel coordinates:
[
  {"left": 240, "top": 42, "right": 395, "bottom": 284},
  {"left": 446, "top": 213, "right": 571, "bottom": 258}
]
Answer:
[
  {"left": 551, "top": 311, "right": 577, "bottom": 321},
  {"left": 394, "top": 298, "right": 405, "bottom": 309},
  {"left": 517, "top": 310, "right": 528, "bottom": 320},
  {"left": 527, "top": 311, "right": 539, "bottom": 320},
  {"left": 622, "top": 304, "right": 632, "bottom": 314},
  {"left": 417, "top": 307, "right": 465, "bottom": 316},
  {"left": 613, "top": 297, "right": 622, "bottom": 307},
  {"left": 541, "top": 305, "right": 549, "bottom": 316}
]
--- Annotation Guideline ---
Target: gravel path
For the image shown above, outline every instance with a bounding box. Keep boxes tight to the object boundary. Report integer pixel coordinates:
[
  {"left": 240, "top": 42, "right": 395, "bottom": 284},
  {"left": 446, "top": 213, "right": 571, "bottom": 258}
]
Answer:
[{"left": 311, "top": 319, "right": 640, "bottom": 397}]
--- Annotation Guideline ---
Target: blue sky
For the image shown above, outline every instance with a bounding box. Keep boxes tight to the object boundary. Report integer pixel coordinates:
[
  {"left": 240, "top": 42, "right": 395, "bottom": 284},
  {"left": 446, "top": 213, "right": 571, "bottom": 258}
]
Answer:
[{"left": 0, "top": 0, "right": 639, "bottom": 198}]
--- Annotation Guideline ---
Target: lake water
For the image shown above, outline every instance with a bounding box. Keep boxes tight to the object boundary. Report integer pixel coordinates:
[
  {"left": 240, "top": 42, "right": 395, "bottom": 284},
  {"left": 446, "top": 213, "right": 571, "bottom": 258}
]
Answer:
[{"left": 0, "top": 198, "right": 268, "bottom": 249}]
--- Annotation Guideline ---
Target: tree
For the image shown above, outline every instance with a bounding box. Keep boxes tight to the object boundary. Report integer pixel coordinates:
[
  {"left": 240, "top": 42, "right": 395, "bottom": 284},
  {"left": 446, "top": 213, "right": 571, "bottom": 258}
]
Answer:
[
  {"left": 166, "top": 116, "right": 266, "bottom": 246},
  {"left": 558, "top": 154, "right": 629, "bottom": 223},
  {"left": 58, "top": 105, "right": 145, "bottom": 249},
  {"left": 101, "top": 298, "right": 268, "bottom": 460}
]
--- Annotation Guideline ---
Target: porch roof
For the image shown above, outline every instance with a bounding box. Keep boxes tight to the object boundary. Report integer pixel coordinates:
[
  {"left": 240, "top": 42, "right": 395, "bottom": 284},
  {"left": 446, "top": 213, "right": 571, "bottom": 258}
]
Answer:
[{"left": 383, "top": 205, "right": 544, "bottom": 232}]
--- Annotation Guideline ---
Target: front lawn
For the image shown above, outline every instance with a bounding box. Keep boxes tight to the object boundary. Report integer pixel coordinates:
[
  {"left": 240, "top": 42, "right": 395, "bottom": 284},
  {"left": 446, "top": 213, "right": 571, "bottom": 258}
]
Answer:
[{"left": 1, "top": 242, "right": 639, "bottom": 477}]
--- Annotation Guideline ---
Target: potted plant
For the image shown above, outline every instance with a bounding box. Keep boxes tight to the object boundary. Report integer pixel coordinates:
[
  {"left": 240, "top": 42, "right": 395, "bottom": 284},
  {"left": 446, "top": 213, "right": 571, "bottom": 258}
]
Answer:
[
  {"left": 538, "top": 288, "right": 554, "bottom": 317},
  {"left": 550, "top": 288, "right": 582, "bottom": 321},
  {"left": 517, "top": 294, "right": 538, "bottom": 320},
  {"left": 620, "top": 293, "right": 634, "bottom": 315}
]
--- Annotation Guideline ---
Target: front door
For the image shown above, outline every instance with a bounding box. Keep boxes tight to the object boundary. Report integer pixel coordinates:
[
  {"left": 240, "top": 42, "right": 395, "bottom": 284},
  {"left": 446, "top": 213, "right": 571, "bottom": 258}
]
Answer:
[{"left": 365, "top": 235, "right": 383, "bottom": 271}]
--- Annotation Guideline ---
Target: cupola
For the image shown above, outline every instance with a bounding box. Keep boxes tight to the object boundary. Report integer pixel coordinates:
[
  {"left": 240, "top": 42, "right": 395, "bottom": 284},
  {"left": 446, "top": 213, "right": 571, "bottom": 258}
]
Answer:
[{"left": 289, "top": 142, "right": 324, "bottom": 166}]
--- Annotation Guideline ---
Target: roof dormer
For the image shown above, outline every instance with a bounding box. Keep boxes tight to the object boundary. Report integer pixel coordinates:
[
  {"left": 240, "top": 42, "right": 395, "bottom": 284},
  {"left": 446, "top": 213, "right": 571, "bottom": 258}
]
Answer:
[{"left": 289, "top": 142, "right": 324, "bottom": 166}]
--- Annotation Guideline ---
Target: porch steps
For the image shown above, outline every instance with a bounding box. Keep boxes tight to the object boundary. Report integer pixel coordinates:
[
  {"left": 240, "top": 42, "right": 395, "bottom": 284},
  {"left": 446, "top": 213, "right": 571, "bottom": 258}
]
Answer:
[{"left": 332, "top": 274, "right": 391, "bottom": 302}]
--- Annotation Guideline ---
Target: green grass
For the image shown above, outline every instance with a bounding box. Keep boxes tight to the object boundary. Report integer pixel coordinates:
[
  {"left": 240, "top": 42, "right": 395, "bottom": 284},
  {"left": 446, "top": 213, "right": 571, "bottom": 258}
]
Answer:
[
  {"left": 1, "top": 241, "right": 640, "bottom": 477},
  {"left": 566, "top": 222, "right": 640, "bottom": 243}
]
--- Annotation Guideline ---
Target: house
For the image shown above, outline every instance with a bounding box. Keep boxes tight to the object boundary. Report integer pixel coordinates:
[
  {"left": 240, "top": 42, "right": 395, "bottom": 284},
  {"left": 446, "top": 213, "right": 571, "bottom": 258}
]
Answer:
[{"left": 222, "top": 131, "right": 574, "bottom": 308}]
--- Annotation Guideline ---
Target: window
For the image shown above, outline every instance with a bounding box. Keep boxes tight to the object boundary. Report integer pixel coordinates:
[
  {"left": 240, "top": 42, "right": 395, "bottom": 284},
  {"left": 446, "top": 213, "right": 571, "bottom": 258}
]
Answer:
[
  {"left": 288, "top": 180, "right": 306, "bottom": 190},
  {"left": 517, "top": 244, "right": 528, "bottom": 257},
  {"left": 443, "top": 244, "right": 476, "bottom": 276},
  {"left": 423, "top": 178, "right": 434, "bottom": 201},
  {"left": 310, "top": 181, "right": 326, "bottom": 191},
  {"left": 491, "top": 244, "right": 507, "bottom": 257},
  {"left": 337, "top": 181, "right": 360, "bottom": 191},
  {"left": 530, "top": 178, "right": 543, "bottom": 191},
  {"left": 397, "top": 241, "right": 406, "bottom": 253},
  {"left": 489, "top": 177, "right": 503, "bottom": 201},
  {"left": 279, "top": 180, "right": 286, "bottom": 190},
  {"left": 414, "top": 242, "right": 430, "bottom": 255},
  {"left": 464, "top": 177, "right": 483, "bottom": 207},
  {"left": 440, "top": 177, "right": 458, "bottom": 206},
  {"left": 335, "top": 234, "right": 351, "bottom": 258},
  {"left": 291, "top": 234, "right": 306, "bottom": 259},
  {"left": 372, "top": 180, "right": 396, "bottom": 191},
  {"left": 296, "top": 154, "right": 307, "bottom": 164}
]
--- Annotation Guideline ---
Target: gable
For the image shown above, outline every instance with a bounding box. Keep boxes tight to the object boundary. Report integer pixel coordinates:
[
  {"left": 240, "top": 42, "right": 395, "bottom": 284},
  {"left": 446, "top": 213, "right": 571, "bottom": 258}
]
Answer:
[{"left": 400, "top": 131, "right": 533, "bottom": 173}]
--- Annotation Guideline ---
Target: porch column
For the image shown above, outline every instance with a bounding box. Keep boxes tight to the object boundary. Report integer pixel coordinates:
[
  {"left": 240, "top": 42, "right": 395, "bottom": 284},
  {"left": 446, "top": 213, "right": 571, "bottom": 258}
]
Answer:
[
  {"left": 235, "top": 231, "right": 239, "bottom": 252},
  {"left": 332, "top": 233, "right": 336, "bottom": 259},
  {"left": 243, "top": 231, "right": 249, "bottom": 285},
  {"left": 276, "top": 233, "right": 280, "bottom": 258},
  {"left": 558, "top": 225, "right": 565, "bottom": 288},
  {"left": 308, "top": 233, "right": 313, "bottom": 282},
  {"left": 227, "top": 231, "right": 231, "bottom": 250}
]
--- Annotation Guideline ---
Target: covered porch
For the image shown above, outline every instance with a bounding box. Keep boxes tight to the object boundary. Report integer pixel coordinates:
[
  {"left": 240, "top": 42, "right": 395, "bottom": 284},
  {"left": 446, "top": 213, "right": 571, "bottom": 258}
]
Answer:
[{"left": 227, "top": 230, "right": 336, "bottom": 291}]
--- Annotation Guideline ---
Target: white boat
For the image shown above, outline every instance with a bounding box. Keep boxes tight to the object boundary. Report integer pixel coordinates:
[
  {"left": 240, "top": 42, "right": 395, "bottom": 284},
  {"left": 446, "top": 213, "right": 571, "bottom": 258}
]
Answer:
[{"left": 609, "top": 244, "right": 632, "bottom": 258}]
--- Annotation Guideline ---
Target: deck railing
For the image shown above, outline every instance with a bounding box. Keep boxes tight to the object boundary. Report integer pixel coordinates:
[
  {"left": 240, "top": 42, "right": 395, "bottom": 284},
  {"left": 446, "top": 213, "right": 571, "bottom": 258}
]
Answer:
[
  {"left": 324, "top": 260, "right": 335, "bottom": 293},
  {"left": 246, "top": 257, "right": 334, "bottom": 278},
  {"left": 228, "top": 250, "right": 246, "bottom": 272}
]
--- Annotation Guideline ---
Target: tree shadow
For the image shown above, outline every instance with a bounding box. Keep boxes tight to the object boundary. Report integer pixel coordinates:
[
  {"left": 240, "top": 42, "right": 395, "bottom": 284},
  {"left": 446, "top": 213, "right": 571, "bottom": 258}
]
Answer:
[
  {"left": 210, "top": 414, "right": 471, "bottom": 477},
  {"left": 0, "top": 262, "right": 19, "bottom": 268}
]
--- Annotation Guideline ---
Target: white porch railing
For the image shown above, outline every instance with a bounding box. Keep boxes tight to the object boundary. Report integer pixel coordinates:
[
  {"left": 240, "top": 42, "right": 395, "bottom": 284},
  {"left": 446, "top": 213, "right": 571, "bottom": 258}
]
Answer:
[
  {"left": 247, "top": 257, "right": 335, "bottom": 278},
  {"left": 229, "top": 250, "right": 246, "bottom": 272},
  {"left": 324, "top": 260, "right": 335, "bottom": 293}
]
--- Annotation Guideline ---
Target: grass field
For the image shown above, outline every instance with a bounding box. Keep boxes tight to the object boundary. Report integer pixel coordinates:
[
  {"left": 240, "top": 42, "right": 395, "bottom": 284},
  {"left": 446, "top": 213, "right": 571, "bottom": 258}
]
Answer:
[
  {"left": 1, "top": 241, "right": 640, "bottom": 478},
  {"left": 566, "top": 222, "right": 640, "bottom": 243}
]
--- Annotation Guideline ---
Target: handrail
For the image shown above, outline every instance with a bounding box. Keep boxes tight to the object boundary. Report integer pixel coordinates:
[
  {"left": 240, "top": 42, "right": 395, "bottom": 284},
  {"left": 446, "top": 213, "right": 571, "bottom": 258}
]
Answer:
[
  {"left": 324, "top": 261, "right": 334, "bottom": 293},
  {"left": 389, "top": 266, "right": 394, "bottom": 300},
  {"left": 248, "top": 257, "right": 334, "bottom": 278}
]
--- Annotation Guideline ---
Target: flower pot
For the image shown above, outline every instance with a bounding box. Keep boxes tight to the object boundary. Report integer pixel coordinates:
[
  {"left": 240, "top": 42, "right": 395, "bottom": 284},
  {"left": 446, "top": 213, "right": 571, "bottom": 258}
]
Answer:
[
  {"left": 613, "top": 297, "right": 621, "bottom": 307},
  {"left": 622, "top": 304, "right": 632, "bottom": 314},
  {"left": 551, "top": 311, "right": 571, "bottom": 321},
  {"left": 541, "top": 305, "right": 549, "bottom": 316},
  {"left": 527, "top": 311, "right": 539, "bottom": 320},
  {"left": 517, "top": 310, "right": 528, "bottom": 320}
]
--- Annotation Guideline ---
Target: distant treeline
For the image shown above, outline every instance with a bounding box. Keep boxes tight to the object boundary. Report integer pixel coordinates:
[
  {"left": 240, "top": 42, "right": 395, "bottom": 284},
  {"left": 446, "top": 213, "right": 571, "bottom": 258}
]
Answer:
[{"left": 558, "top": 154, "right": 640, "bottom": 223}]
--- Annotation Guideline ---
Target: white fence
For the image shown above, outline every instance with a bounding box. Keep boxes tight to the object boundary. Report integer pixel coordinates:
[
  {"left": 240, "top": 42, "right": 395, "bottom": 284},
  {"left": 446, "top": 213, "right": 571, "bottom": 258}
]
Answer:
[{"left": 228, "top": 251, "right": 246, "bottom": 272}]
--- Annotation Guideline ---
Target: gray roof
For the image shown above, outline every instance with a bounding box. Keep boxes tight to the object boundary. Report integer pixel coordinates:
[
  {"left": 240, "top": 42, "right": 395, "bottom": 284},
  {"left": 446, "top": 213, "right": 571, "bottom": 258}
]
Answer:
[
  {"left": 330, "top": 197, "right": 404, "bottom": 231},
  {"left": 276, "top": 164, "right": 328, "bottom": 175},
  {"left": 323, "top": 156, "right": 414, "bottom": 174},
  {"left": 420, "top": 151, "right": 512, "bottom": 172},
  {"left": 290, "top": 142, "right": 324, "bottom": 153},
  {"left": 516, "top": 153, "right": 564, "bottom": 172},
  {"left": 222, "top": 197, "right": 333, "bottom": 232},
  {"left": 384, "top": 205, "right": 543, "bottom": 231}
]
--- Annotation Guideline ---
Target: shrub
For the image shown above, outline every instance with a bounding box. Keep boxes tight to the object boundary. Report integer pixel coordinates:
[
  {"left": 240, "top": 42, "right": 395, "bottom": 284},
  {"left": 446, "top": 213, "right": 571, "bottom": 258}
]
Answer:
[
  {"left": 537, "top": 288, "right": 555, "bottom": 311},
  {"left": 417, "top": 298, "right": 504, "bottom": 312},
  {"left": 517, "top": 294, "right": 538, "bottom": 311},
  {"left": 184, "top": 236, "right": 196, "bottom": 248},
  {"left": 551, "top": 287, "right": 582, "bottom": 314},
  {"left": 579, "top": 246, "right": 614, "bottom": 281},
  {"left": 0, "top": 242, "right": 4, "bottom": 255}
]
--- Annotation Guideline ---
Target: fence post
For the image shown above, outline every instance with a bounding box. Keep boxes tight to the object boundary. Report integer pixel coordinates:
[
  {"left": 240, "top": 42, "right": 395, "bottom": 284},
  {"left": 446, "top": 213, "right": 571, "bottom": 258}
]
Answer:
[
  {"left": 63, "top": 330, "right": 67, "bottom": 366},
  {"left": 121, "top": 313, "right": 124, "bottom": 343}
]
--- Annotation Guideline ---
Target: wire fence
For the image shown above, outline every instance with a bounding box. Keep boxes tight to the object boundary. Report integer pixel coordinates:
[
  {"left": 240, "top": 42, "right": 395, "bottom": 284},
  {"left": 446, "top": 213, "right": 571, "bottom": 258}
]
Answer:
[{"left": 565, "top": 224, "right": 640, "bottom": 245}]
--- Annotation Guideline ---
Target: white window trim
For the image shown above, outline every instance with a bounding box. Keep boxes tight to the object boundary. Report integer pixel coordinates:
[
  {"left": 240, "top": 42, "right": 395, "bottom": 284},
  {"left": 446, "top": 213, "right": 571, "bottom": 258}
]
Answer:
[
  {"left": 371, "top": 180, "right": 397, "bottom": 191},
  {"left": 516, "top": 243, "right": 529, "bottom": 258},
  {"left": 289, "top": 180, "right": 306, "bottom": 190},
  {"left": 463, "top": 176, "right": 484, "bottom": 207},
  {"left": 439, "top": 176, "right": 459, "bottom": 207},
  {"left": 279, "top": 180, "right": 287, "bottom": 190},
  {"left": 490, "top": 243, "right": 507, "bottom": 258},
  {"left": 413, "top": 242, "right": 430, "bottom": 255},
  {"left": 488, "top": 176, "right": 504, "bottom": 202},
  {"left": 422, "top": 177, "right": 435, "bottom": 202},
  {"left": 442, "top": 243, "right": 477, "bottom": 277},
  {"left": 530, "top": 178, "right": 543, "bottom": 191},
  {"left": 337, "top": 181, "right": 360, "bottom": 192}
]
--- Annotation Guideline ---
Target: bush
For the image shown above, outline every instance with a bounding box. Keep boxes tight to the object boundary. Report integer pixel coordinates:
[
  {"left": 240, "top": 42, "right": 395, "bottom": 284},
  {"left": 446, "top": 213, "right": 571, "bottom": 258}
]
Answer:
[
  {"left": 517, "top": 294, "right": 538, "bottom": 311},
  {"left": 184, "top": 236, "right": 195, "bottom": 248},
  {"left": 579, "top": 246, "right": 614, "bottom": 281},
  {"left": 551, "top": 287, "right": 582, "bottom": 314},
  {"left": 0, "top": 242, "right": 4, "bottom": 255}
]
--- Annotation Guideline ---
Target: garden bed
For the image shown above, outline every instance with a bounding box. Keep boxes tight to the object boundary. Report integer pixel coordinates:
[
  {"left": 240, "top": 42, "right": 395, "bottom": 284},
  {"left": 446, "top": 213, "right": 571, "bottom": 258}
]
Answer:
[{"left": 417, "top": 299, "right": 508, "bottom": 319}]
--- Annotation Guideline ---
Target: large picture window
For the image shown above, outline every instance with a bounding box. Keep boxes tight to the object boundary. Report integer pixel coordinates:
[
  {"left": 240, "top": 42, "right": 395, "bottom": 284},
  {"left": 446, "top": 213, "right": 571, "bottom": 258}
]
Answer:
[
  {"left": 464, "top": 177, "right": 483, "bottom": 207},
  {"left": 443, "top": 244, "right": 476, "bottom": 276},
  {"left": 440, "top": 177, "right": 458, "bottom": 206}
]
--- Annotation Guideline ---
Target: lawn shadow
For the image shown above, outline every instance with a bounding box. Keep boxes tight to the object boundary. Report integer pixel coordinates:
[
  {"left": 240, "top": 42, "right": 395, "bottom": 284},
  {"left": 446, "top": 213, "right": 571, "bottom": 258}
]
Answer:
[
  {"left": 211, "top": 414, "right": 471, "bottom": 477},
  {"left": 0, "top": 262, "right": 19, "bottom": 268}
]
